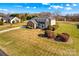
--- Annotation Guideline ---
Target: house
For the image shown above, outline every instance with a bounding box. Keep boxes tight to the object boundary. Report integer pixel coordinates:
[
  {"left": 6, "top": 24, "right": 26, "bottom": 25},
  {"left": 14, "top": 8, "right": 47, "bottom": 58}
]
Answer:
[
  {"left": 0, "top": 16, "right": 21, "bottom": 24},
  {"left": 0, "top": 17, "right": 6, "bottom": 23},
  {"left": 9, "top": 17, "right": 21, "bottom": 24},
  {"left": 27, "top": 17, "right": 56, "bottom": 29},
  {"left": 0, "top": 17, "right": 3, "bottom": 22}
]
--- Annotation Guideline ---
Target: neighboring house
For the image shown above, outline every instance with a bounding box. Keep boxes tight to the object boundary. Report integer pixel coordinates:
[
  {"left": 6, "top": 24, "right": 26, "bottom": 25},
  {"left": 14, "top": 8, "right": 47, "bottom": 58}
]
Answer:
[
  {"left": 0, "top": 16, "right": 21, "bottom": 24},
  {"left": 2, "top": 16, "right": 10, "bottom": 23},
  {"left": 0, "top": 17, "right": 3, "bottom": 22},
  {"left": 27, "top": 20, "right": 37, "bottom": 28},
  {"left": 9, "top": 17, "right": 21, "bottom": 24},
  {"left": 27, "top": 17, "right": 56, "bottom": 29},
  {"left": 0, "top": 17, "right": 6, "bottom": 23}
]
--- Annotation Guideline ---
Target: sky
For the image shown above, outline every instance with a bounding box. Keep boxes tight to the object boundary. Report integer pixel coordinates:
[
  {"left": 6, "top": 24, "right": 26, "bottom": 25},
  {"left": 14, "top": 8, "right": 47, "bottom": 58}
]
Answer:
[{"left": 0, "top": 3, "right": 79, "bottom": 15}]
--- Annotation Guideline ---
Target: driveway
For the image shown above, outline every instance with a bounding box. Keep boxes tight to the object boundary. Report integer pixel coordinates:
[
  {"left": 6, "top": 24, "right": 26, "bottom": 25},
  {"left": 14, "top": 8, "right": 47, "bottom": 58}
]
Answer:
[{"left": 0, "top": 27, "right": 21, "bottom": 34}]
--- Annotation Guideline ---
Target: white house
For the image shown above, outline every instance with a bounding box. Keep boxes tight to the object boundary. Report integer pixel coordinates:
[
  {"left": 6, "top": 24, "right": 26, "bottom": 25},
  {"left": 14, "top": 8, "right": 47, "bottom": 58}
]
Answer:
[
  {"left": 0, "top": 16, "right": 21, "bottom": 24},
  {"left": 27, "top": 17, "right": 56, "bottom": 29},
  {"left": 10, "top": 17, "right": 21, "bottom": 24},
  {"left": 0, "top": 17, "right": 2, "bottom": 21}
]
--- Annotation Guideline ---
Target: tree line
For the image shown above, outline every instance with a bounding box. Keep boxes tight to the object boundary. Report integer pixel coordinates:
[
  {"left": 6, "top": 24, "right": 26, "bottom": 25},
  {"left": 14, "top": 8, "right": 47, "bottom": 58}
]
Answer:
[{"left": 0, "top": 12, "right": 79, "bottom": 22}]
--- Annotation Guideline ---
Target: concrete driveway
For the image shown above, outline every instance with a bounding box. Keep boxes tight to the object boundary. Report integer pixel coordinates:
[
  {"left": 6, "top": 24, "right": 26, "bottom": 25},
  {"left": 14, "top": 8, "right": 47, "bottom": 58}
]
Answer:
[{"left": 0, "top": 27, "right": 21, "bottom": 34}]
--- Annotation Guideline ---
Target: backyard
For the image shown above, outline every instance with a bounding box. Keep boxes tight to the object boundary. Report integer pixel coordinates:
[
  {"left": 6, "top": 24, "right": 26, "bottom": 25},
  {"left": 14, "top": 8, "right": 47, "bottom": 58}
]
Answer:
[{"left": 0, "top": 21, "right": 79, "bottom": 56}]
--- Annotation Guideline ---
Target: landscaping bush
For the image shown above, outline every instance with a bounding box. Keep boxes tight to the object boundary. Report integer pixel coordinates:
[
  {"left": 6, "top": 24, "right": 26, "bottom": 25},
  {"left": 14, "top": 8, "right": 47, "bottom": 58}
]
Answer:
[
  {"left": 47, "top": 25, "right": 59, "bottom": 31},
  {"left": 47, "top": 25, "right": 52, "bottom": 30},
  {"left": 76, "top": 24, "right": 79, "bottom": 29},
  {"left": 0, "top": 21, "right": 3, "bottom": 25},
  {"left": 53, "top": 25, "right": 59, "bottom": 30},
  {"left": 55, "top": 33, "right": 70, "bottom": 42},
  {"left": 44, "top": 30, "right": 55, "bottom": 39}
]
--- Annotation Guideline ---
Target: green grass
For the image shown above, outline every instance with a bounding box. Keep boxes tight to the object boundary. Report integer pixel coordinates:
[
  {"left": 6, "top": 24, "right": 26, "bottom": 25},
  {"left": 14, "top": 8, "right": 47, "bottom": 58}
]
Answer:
[
  {"left": 0, "top": 21, "right": 79, "bottom": 56},
  {"left": 55, "top": 21, "right": 79, "bottom": 55}
]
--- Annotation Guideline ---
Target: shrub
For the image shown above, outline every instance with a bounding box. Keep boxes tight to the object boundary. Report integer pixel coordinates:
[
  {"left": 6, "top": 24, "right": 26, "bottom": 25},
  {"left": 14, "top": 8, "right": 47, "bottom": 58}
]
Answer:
[
  {"left": 47, "top": 25, "right": 59, "bottom": 31},
  {"left": 55, "top": 33, "right": 70, "bottom": 42},
  {"left": 44, "top": 30, "right": 55, "bottom": 39},
  {"left": 0, "top": 21, "right": 3, "bottom": 25},
  {"left": 52, "top": 25, "right": 59, "bottom": 30},
  {"left": 47, "top": 25, "right": 52, "bottom": 30},
  {"left": 76, "top": 24, "right": 79, "bottom": 29}
]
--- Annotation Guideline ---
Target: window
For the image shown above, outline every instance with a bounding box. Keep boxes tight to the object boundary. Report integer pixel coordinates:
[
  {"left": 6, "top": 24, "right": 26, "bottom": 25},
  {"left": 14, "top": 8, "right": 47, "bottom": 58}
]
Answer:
[{"left": 38, "top": 22, "right": 45, "bottom": 29}]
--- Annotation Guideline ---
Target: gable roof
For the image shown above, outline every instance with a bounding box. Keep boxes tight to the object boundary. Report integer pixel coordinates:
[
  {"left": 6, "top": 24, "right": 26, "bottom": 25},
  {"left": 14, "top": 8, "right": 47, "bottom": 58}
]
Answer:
[
  {"left": 29, "top": 19, "right": 37, "bottom": 24},
  {"left": 35, "top": 18, "right": 49, "bottom": 22},
  {"left": 0, "top": 17, "right": 2, "bottom": 20},
  {"left": 12, "top": 17, "right": 20, "bottom": 20},
  {"left": 2, "top": 16, "right": 20, "bottom": 21},
  {"left": 30, "top": 16, "right": 55, "bottom": 23}
]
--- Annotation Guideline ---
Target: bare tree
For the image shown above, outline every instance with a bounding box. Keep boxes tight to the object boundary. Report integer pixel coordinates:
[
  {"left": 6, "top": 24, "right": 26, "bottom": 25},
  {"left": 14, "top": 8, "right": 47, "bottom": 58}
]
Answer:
[{"left": 53, "top": 10, "right": 61, "bottom": 21}]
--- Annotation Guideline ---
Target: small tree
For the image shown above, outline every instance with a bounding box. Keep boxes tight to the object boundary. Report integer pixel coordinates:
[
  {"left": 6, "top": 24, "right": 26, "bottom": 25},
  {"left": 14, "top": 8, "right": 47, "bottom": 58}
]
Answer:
[
  {"left": 44, "top": 30, "right": 55, "bottom": 39},
  {"left": 47, "top": 25, "right": 59, "bottom": 31},
  {"left": 47, "top": 25, "right": 52, "bottom": 30},
  {"left": 53, "top": 10, "right": 61, "bottom": 21}
]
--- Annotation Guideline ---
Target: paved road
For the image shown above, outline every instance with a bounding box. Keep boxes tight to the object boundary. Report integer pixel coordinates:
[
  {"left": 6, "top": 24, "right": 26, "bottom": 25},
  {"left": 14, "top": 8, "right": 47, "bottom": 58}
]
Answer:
[{"left": 0, "top": 27, "right": 21, "bottom": 34}]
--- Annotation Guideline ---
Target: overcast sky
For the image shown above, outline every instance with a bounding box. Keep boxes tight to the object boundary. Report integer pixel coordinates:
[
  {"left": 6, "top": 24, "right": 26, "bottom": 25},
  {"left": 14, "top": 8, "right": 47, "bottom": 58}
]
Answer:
[{"left": 0, "top": 3, "right": 79, "bottom": 15}]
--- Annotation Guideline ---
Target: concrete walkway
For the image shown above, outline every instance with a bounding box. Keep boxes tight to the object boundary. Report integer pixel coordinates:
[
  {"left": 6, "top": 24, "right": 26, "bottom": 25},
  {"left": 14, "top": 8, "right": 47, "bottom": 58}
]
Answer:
[{"left": 0, "top": 27, "right": 21, "bottom": 34}]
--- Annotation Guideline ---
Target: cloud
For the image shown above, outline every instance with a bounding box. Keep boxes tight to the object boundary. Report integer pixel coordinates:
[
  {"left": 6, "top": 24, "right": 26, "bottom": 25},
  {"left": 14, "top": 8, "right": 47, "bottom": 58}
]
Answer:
[
  {"left": 0, "top": 8, "right": 8, "bottom": 11},
  {"left": 33, "top": 7, "right": 36, "bottom": 9},
  {"left": 42, "top": 3, "right": 50, "bottom": 5},
  {"left": 48, "top": 7, "right": 51, "bottom": 9},
  {"left": 50, "top": 5, "right": 53, "bottom": 7},
  {"left": 73, "top": 4, "right": 77, "bottom": 6},
  {"left": 16, "top": 5, "right": 23, "bottom": 7},
  {"left": 26, "top": 6, "right": 30, "bottom": 8},
  {"left": 52, "top": 5, "right": 63, "bottom": 9},
  {"left": 66, "top": 4, "right": 70, "bottom": 6},
  {"left": 65, "top": 7, "right": 72, "bottom": 10}
]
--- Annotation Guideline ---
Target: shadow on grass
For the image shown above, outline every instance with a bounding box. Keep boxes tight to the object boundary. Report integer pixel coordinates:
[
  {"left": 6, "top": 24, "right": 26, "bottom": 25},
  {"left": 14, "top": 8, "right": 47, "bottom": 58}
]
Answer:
[
  {"left": 21, "top": 25, "right": 33, "bottom": 29},
  {"left": 38, "top": 34, "right": 46, "bottom": 38},
  {"left": 21, "top": 25, "right": 27, "bottom": 28}
]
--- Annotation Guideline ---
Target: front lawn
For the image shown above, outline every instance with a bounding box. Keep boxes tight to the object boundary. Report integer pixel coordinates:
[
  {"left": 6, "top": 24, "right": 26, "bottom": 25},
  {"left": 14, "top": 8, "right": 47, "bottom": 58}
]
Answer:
[{"left": 0, "top": 21, "right": 79, "bottom": 56}]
